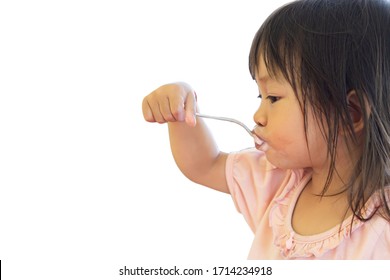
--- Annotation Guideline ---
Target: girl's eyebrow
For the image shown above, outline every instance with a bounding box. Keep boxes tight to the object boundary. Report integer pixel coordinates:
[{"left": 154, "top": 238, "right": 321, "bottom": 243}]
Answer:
[
  {"left": 255, "top": 75, "right": 271, "bottom": 84},
  {"left": 258, "top": 75, "right": 270, "bottom": 82}
]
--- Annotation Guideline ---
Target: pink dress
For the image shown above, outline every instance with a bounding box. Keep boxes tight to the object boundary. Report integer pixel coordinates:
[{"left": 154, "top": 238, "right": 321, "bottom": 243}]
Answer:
[{"left": 225, "top": 148, "right": 390, "bottom": 259}]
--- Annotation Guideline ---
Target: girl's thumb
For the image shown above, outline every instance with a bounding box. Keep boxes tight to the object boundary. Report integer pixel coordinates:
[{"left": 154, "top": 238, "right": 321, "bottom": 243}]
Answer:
[{"left": 184, "top": 91, "right": 197, "bottom": 127}]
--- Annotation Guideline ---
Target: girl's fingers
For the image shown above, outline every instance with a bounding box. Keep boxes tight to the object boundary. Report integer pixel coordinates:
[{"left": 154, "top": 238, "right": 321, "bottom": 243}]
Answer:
[
  {"left": 142, "top": 97, "right": 156, "bottom": 122},
  {"left": 143, "top": 93, "right": 183, "bottom": 123},
  {"left": 142, "top": 82, "right": 197, "bottom": 125},
  {"left": 142, "top": 94, "right": 167, "bottom": 123},
  {"left": 169, "top": 95, "right": 186, "bottom": 122}
]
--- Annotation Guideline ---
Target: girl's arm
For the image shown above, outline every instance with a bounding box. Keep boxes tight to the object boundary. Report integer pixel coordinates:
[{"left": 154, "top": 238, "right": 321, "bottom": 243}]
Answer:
[{"left": 142, "top": 82, "right": 229, "bottom": 193}]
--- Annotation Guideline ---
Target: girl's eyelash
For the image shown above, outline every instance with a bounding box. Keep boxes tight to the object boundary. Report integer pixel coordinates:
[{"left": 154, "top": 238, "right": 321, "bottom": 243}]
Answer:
[
  {"left": 257, "top": 94, "right": 280, "bottom": 103},
  {"left": 267, "top": 96, "right": 280, "bottom": 103}
]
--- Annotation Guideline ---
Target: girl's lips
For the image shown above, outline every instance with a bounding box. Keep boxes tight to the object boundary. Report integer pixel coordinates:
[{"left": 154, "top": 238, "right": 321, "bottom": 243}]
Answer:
[
  {"left": 253, "top": 134, "right": 263, "bottom": 145},
  {"left": 255, "top": 141, "right": 269, "bottom": 152},
  {"left": 252, "top": 125, "right": 268, "bottom": 151},
  {"left": 252, "top": 132, "right": 269, "bottom": 152}
]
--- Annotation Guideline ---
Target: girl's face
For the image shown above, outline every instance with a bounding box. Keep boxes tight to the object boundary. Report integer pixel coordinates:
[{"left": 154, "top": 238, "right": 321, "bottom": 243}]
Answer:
[{"left": 253, "top": 58, "right": 328, "bottom": 170}]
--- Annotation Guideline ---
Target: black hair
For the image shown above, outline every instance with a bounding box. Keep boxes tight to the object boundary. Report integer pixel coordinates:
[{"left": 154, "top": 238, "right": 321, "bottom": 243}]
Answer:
[{"left": 249, "top": 0, "right": 390, "bottom": 222}]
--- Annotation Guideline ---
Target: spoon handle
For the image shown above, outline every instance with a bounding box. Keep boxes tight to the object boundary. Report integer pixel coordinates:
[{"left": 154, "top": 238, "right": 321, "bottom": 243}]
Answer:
[{"left": 195, "top": 113, "right": 253, "bottom": 137}]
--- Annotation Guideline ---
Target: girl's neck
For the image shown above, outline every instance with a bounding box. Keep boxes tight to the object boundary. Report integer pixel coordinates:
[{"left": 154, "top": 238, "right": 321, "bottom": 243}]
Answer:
[
  {"left": 308, "top": 167, "right": 349, "bottom": 196},
  {"left": 292, "top": 147, "right": 358, "bottom": 235},
  {"left": 309, "top": 136, "right": 362, "bottom": 196}
]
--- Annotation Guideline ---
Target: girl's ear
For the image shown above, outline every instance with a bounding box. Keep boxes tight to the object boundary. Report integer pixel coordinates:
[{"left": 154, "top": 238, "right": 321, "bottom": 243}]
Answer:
[{"left": 346, "top": 90, "right": 366, "bottom": 133}]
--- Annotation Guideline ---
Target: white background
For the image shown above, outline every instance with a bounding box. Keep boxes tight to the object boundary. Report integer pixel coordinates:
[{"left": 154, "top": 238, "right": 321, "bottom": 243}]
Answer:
[{"left": 2, "top": 1, "right": 381, "bottom": 279}]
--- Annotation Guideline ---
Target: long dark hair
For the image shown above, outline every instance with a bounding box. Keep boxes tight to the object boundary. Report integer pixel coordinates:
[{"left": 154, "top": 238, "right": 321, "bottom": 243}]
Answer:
[{"left": 249, "top": 0, "right": 390, "bottom": 222}]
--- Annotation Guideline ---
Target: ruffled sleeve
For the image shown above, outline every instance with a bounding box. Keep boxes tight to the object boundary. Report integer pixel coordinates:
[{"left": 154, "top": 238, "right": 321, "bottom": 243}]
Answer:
[{"left": 225, "top": 148, "right": 288, "bottom": 233}]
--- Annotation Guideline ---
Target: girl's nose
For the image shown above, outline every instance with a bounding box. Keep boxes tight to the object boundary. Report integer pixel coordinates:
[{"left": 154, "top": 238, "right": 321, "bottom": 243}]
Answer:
[{"left": 253, "top": 106, "right": 267, "bottom": 127}]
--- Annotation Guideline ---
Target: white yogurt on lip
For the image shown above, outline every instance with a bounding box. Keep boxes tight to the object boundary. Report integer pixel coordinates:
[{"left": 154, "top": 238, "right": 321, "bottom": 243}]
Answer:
[
  {"left": 253, "top": 134, "right": 263, "bottom": 146},
  {"left": 257, "top": 142, "right": 269, "bottom": 152},
  {"left": 252, "top": 133, "right": 269, "bottom": 152}
]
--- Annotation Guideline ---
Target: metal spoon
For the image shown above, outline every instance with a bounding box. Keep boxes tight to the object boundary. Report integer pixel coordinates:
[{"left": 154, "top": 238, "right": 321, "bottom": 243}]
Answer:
[{"left": 195, "top": 113, "right": 263, "bottom": 145}]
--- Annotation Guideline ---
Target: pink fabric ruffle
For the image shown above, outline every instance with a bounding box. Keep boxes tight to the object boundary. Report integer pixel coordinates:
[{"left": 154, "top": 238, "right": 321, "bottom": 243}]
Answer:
[{"left": 268, "top": 170, "right": 383, "bottom": 259}]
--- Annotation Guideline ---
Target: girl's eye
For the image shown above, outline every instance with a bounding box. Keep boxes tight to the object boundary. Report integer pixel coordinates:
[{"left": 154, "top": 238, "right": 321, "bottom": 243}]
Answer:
[
  {"left": 257, "top": 94, "right": 280, "bottom": 104},
  {"left": 267, "top": 96, "right": 280, "bottom": 103}
]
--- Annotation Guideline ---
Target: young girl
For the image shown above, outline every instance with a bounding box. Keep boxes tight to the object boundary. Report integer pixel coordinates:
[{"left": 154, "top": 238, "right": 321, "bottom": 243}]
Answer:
[{"left": 142, "top": 0, "right": 390, "bottom": 259}]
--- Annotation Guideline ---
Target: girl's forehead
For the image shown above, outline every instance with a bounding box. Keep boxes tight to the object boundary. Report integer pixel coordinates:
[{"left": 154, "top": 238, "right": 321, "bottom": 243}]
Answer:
[
  {"left": 254, "top": 57, "right": 273, "bottom": 83},
  {"left": 254, "top": 57, "right": 287, "bottom": 86}
]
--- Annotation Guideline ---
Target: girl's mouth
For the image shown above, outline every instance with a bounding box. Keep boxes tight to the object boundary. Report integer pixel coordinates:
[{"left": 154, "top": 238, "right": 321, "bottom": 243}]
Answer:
[
  {"left": 253, "top": 133, "right": 269, "bottom": 152},
  {"left": 255, "top": 141, "right": 269, "bottom": 152},
  {"left": 253, "top": 133, "right": 263, "bottom": 145}
]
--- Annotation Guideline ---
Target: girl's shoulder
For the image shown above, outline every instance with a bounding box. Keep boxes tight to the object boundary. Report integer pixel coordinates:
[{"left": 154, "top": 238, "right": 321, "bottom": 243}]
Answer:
[{"left": 226, "top": 148, "right": 307, "bottom": 233}]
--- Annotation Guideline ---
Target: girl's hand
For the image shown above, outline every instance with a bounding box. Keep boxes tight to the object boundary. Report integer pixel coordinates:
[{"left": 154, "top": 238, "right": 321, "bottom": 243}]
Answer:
[{"left": 142, "top": 82, "right": 197, "bottom": 127}]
